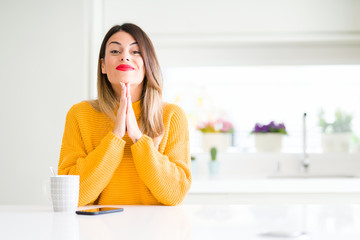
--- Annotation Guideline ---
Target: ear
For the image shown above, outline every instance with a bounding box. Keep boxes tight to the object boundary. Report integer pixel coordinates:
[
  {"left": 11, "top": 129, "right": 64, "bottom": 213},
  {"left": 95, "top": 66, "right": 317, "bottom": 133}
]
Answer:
[{"left": 101, "top": 58, "right": 106, "bottom": 74}]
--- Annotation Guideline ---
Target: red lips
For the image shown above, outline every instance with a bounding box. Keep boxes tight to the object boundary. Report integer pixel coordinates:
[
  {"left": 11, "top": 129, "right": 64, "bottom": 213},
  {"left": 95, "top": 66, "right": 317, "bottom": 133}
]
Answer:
[{"left": 116, "top": 64, "right": 135, "bottom": 71}]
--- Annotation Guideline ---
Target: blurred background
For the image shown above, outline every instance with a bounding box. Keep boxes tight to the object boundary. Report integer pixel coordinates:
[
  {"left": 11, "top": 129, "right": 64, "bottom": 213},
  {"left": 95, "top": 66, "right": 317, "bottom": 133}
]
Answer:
[{"left": 1, "top": 0, "right": 360, "bottom": 204}]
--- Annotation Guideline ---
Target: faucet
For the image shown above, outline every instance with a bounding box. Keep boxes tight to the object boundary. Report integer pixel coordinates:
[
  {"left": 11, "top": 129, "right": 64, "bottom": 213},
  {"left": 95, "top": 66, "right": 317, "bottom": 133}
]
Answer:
[{"left": 301, "top": 113, "right": 310, "bottom": 172}]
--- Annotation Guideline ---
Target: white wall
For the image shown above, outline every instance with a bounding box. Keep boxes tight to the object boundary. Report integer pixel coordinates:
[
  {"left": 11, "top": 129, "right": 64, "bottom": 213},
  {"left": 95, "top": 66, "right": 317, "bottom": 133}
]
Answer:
[
  {"left": 0, "top": 0, "right": 88, "bottom": 204},
  {"left": 102, "top": 0, "right": 360, "bottom": 67},
  {"left": 104, "top": 0, "right": 360, "bottom": 33},
  {"left": 1, "top": 0, "right": 359, "bottom": 205}
]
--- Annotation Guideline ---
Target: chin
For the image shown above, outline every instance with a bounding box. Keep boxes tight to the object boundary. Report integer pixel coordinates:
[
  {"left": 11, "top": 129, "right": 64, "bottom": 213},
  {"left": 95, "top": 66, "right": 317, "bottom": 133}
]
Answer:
[
  {"left": 111, "top": 76, "right": 143, "bottom": 85},
  {"left": 115, "top": 77, "right": 131, "bottom": 84},
  {"left": 119, "top": 80, "right": 130, "bottom": 84},
  {"left": 125, "top": 79, "right": 144, "bottom": 85}
]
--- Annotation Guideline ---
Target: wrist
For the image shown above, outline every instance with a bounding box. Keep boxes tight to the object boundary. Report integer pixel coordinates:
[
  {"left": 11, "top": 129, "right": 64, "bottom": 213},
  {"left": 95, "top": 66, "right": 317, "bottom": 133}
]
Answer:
[
  {"left": 133, "top": 132, "right": 143, "bottom": 143},
  {"left": 113, "top": 130, "right": 125, "bottom": 139}
]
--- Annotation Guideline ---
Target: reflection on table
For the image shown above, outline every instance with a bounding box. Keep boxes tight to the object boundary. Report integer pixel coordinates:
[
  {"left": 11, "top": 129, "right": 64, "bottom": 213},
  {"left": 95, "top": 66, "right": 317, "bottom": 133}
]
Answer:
[{"left": 0, "top": 204, "right": 359, "bottom": 240}]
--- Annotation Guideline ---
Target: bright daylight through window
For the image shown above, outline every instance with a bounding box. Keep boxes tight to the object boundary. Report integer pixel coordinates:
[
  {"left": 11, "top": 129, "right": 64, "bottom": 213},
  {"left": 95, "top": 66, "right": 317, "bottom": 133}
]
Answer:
[{"left": 163, "top": 65, "right": 360, "bottom": 153}]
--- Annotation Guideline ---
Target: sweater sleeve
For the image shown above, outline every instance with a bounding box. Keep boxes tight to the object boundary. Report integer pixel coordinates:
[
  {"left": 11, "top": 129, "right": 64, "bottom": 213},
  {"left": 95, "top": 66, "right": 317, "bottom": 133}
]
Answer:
[
  {"left": 58, "top": 105, "right": 126, "bottom": 206},
  {"left": 131, "top": 105, "right": 192, "bottom": 206}
]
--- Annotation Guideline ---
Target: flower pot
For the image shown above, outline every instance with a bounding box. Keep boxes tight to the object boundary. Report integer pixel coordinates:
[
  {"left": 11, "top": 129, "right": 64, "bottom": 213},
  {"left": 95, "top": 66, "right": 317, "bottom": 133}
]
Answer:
[
  {"left": 321, "top": 132, "right": 351, "bottom": 153},
  {"left": 208, "top": 160, "right": 220, "bottom": 175},
  {"left": 191, "top": 160, "right": 197, "bottom": 175},
  {"left": 201, "top": 133, "right": 231, "bottom": 153},
  {"left": 254, "top": 133, "right": 283, "bottom": 152}
]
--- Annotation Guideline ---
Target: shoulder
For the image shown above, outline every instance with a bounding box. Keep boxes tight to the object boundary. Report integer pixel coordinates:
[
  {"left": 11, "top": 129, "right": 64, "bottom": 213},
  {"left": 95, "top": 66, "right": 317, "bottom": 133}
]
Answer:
[
  {"left": 163, "top": 102, "right": 186, "bottom": 116},
  {"left": 67, "top": 101, "right": 94, "bottom": 114},
  {"left": 162, "top": 102, "right": 187, "bottom": 124},
  {"left": 66, "top": 101, "right": 99, "bottom": 119}
]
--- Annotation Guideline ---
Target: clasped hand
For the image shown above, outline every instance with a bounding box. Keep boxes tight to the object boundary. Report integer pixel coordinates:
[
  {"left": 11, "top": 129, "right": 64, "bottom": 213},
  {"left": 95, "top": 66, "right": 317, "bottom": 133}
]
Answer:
[{"left": 113, "top": 83, "right": 143, "bottom": 143}]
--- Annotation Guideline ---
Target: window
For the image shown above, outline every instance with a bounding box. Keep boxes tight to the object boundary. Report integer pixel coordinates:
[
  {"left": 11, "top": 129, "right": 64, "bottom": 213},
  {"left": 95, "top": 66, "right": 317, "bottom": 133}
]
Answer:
[{"left": 163, "top": 65, "right": 360, "bottom": 153}]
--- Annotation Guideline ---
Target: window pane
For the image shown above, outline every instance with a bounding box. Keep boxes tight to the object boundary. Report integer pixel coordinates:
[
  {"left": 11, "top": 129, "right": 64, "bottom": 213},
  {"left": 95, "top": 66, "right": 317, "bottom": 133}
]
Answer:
[{"left": 163, "top": 65, "right": 360, "bottom": 153}]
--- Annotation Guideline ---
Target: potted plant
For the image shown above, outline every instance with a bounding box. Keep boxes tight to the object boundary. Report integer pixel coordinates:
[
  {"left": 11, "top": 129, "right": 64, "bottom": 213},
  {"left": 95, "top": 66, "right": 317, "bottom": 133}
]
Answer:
[
  {"left": 197, "top": 118, "right": 234, "bottom": 152},
  {"left": 251, "top": 121, "right": 287, "bottom": 152},
  {"left": 191, "top": 155, "right": 197, "bottom": 175},
  {"left": 318, "top": 109, "right": 352, "bottom": 152},
  {"left": 209, "top": 147, "right": 219, "bottom": 175}
]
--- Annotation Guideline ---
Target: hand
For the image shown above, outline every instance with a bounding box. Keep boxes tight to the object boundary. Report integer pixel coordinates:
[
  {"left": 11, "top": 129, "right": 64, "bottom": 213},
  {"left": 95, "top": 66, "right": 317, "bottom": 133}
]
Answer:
[
  {"left": 113, "top": 83, "right": 127, "bottom": 138},
  {"left": 125, "top": 83, "right": 143, "bottom": 143}
]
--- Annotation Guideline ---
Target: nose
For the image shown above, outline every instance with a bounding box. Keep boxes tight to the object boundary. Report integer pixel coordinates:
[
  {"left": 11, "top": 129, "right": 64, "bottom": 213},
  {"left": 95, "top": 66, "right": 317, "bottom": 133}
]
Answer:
[{"left": 120, "top": 51, "right": 130, "bottom": 62}]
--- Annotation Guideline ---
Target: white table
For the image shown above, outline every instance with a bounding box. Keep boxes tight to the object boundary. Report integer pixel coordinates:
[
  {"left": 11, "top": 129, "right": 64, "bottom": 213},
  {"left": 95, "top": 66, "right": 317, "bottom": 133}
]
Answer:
[{"left": 0, "top": 204, "right": 359, "bottom": 240}]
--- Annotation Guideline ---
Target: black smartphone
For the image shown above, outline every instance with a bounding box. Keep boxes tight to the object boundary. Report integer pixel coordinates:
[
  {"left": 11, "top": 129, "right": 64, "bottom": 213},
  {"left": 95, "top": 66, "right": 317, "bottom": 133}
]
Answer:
[{"left": 76, "top": 207, "right": 124, "bottom": 215}]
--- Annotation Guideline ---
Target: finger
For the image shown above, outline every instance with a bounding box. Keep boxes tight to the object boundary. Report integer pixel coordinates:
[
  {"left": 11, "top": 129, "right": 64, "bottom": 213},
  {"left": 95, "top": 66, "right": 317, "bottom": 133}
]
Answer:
[
  {"left": 127, "top": 97, "right": 134, "bottom": 116},
  {"left": 120, "top": 83, "right": 126, "bottom": 100},
  {"left": 126, "top": 83, "right": 131, "bottom": 99},
  {"left": 122, "top": 96, "right": 127, "bottom": 114},
  {"left": 120, "top": 86, "right": 127, "bottom": 111},
  {"left": 126, "top": 86, "right": 132, "bottom": 114}
]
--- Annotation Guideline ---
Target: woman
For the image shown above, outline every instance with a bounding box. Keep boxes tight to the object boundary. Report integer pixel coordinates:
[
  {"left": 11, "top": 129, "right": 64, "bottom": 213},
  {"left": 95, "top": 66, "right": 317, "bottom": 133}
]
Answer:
[{"left": 58, "top": 23, "right": 191, "bottom": 206}]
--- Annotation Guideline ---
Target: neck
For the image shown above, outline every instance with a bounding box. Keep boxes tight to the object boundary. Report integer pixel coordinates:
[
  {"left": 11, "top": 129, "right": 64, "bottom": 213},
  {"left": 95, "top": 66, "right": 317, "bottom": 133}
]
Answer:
[{"left": 113, "top": 82, "right": 143, "bottom": 103}]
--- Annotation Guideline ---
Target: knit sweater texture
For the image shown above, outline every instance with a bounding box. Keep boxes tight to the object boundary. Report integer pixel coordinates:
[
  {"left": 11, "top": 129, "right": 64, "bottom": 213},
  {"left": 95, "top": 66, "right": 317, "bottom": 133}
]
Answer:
[{"left": 58, "top": 100, "right": 191, "bottom": 206}]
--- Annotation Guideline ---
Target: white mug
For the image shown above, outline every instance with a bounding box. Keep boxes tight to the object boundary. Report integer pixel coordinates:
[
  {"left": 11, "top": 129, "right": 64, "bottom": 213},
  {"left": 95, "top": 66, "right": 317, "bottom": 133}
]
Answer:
[{"left": 51, "top": 175, "right": 79, "bottom": 213}]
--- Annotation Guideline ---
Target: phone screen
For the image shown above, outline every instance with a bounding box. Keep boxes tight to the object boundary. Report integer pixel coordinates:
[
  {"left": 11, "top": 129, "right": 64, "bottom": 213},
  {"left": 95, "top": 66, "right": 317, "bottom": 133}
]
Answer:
[{"left": 76, "top": 207, "right": 124, "bottom": 215}]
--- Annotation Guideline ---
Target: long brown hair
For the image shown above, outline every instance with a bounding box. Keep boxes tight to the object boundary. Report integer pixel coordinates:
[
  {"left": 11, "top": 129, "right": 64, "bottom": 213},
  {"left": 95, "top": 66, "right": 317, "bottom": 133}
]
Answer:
[{"left": 89, "top": 23, "right": 164, "bottom": 138}]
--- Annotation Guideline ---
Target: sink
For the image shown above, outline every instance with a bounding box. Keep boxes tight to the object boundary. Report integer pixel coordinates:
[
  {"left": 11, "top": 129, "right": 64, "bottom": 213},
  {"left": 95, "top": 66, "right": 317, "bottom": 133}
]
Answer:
[{"left": 191, "top": 152, "right": 360, "bottom": 179}]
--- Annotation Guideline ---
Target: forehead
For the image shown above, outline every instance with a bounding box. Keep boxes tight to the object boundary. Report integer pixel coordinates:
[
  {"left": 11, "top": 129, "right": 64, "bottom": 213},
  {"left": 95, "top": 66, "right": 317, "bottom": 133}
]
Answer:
[{"left": 107, "top": 31, "right": 137, "bottom": 46}]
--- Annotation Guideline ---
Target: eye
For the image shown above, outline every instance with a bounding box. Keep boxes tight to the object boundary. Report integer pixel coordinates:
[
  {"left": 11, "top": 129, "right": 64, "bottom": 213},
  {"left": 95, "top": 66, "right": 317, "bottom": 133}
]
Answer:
[
  {"left": 110, "top": 50, "right": 120, "bottom": 54},
  {"left": 132, "top": 50, "right": 141, "bottom": 55}
]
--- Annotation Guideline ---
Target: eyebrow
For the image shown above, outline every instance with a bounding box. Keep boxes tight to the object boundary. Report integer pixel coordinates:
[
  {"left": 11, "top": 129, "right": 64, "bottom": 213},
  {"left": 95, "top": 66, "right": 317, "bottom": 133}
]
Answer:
[{"left": 108, "top": 41, "right": 138, "bottom": 46}]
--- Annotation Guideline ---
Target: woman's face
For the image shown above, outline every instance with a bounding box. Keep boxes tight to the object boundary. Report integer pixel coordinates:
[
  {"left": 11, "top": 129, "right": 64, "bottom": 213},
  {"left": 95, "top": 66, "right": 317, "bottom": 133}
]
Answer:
[{"left": 101, "top": 31, "right": 145, "bottom": 88}]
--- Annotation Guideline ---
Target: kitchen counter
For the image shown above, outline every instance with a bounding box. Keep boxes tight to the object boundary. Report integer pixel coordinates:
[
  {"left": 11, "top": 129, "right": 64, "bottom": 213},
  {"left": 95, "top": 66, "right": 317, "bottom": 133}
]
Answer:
[
  {"left": 186, "top": 177, "right": 360, "bottom": 204},
  {"left": 189, "top": 177, "right": 360, "bottom": 193},
  {"left": 0, "top": 204, "right": 359, "bottom": 240}
]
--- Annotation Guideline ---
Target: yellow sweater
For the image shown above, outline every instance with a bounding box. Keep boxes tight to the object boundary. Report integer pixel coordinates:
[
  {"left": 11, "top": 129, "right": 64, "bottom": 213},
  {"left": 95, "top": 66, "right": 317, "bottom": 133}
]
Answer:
[{"left": 58, "top": 100, "right": 191, "bottom": 206}]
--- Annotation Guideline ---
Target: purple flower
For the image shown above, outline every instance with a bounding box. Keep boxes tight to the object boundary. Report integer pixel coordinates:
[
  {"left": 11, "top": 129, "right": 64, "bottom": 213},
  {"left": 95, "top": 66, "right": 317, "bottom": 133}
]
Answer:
[
  {"left": 254, "top": 123, "right": 269, "bottom": 133},
  {"left": 263, "top": 125, "right": 270, "bottom": 132},
  {"left": 252, "top": 121, "right": 287, "bottom": 134},
  {"left": 254, "top": 123, "right": 262, "bottom": 133}
]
